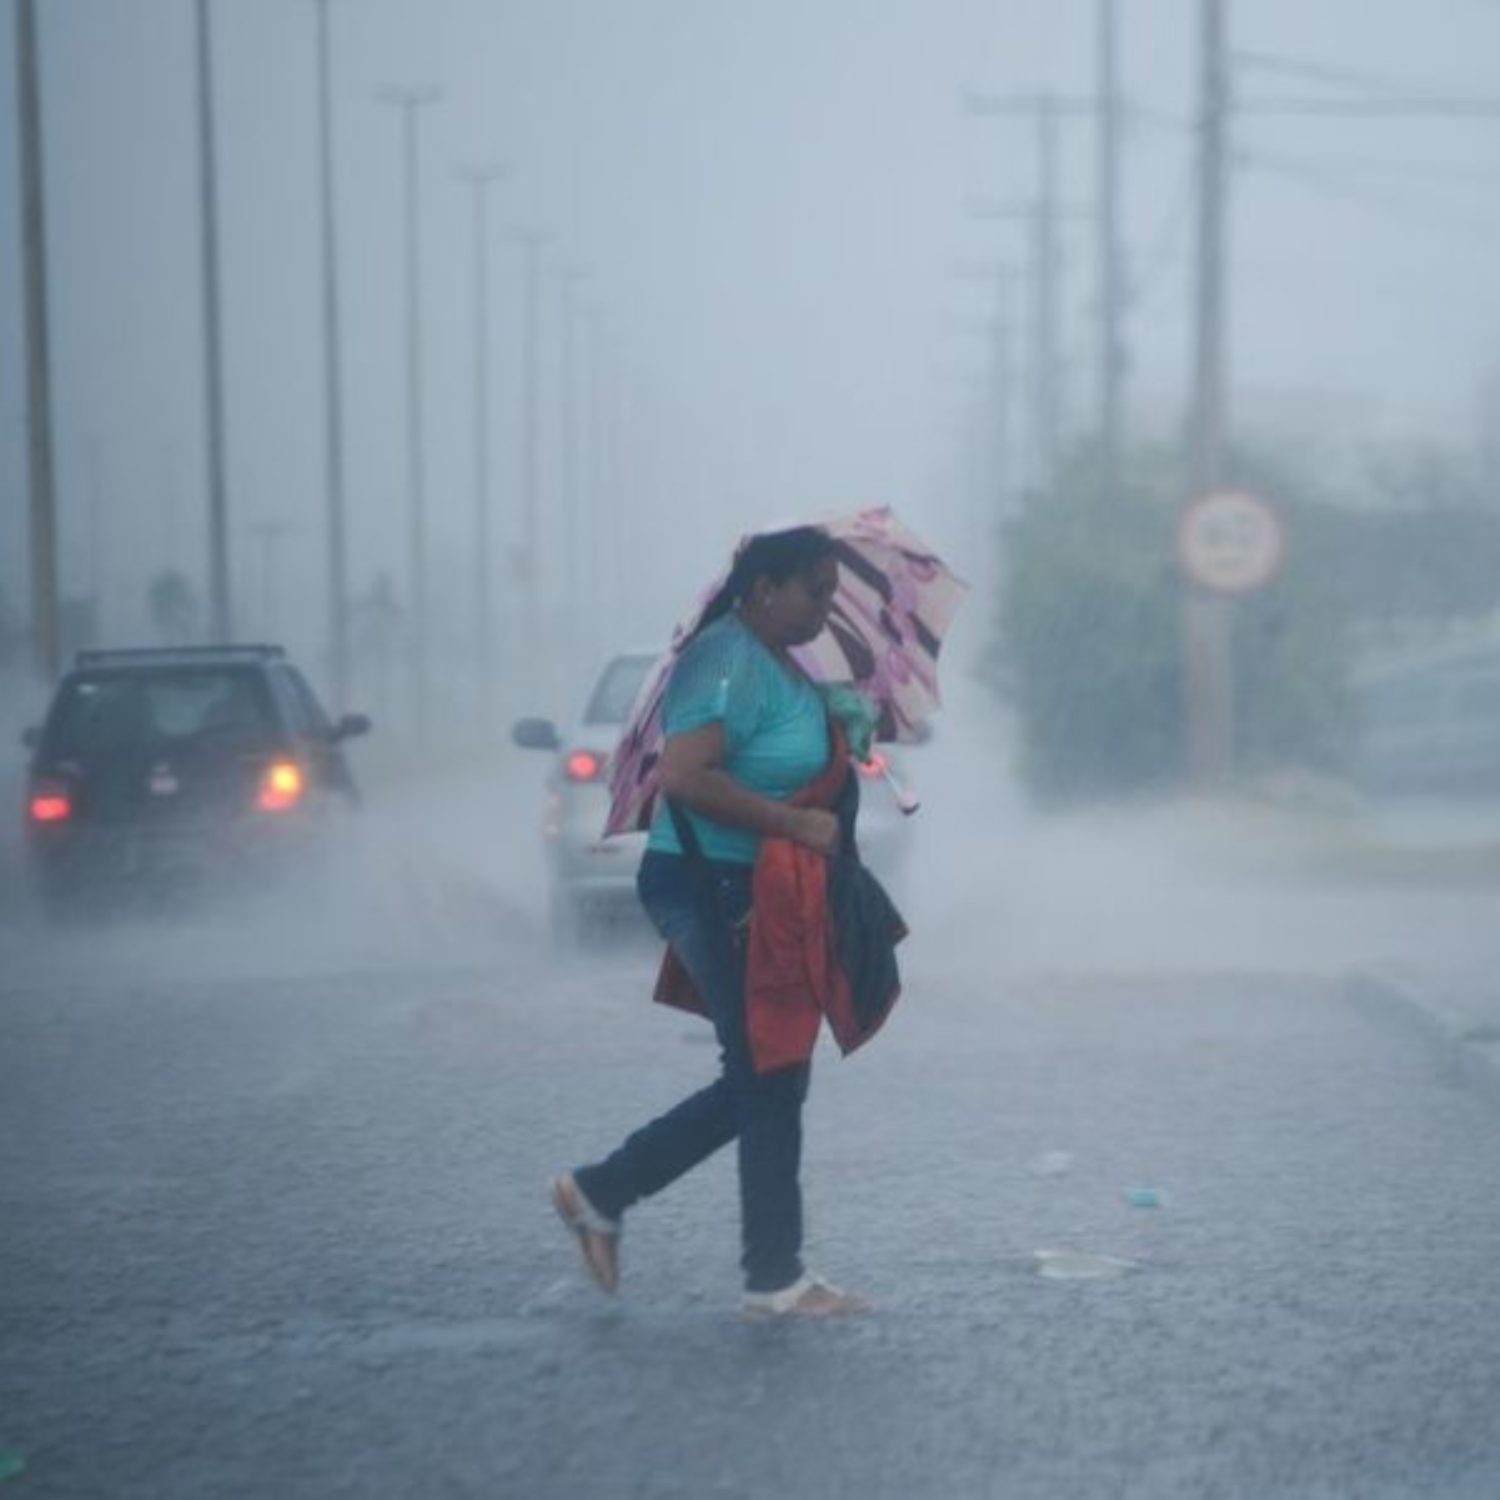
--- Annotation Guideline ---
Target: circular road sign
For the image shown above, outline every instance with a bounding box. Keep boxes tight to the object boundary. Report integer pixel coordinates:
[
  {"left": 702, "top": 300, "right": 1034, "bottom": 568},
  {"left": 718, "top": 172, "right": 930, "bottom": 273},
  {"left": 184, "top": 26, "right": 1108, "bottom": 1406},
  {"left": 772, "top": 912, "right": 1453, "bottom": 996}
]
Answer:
[{"left": 1176, "top": 489, "right": 1284, "bottom": 595}]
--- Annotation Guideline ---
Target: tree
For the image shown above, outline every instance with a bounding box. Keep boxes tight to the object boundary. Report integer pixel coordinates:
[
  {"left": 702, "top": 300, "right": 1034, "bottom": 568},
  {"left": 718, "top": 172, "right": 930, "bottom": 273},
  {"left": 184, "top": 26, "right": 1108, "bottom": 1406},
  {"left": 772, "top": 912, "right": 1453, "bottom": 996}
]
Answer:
[{"left": 989, "top": 440, "right": 1356, "bottom": 799}]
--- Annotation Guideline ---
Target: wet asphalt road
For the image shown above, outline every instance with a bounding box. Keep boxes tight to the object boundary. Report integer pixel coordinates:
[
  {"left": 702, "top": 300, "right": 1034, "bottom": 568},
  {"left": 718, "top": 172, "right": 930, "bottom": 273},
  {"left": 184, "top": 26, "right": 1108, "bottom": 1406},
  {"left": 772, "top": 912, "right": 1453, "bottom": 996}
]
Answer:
[{"left": 5, "top": 913, "right": 1500, "bottom": 1499}]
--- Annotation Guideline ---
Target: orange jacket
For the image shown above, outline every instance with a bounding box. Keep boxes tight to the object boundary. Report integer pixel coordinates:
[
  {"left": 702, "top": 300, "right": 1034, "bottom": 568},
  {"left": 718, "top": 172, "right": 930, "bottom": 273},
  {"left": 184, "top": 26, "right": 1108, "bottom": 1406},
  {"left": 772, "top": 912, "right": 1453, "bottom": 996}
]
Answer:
[{"left": 653, "top": 727, "right": 907, "bottom": 1073}]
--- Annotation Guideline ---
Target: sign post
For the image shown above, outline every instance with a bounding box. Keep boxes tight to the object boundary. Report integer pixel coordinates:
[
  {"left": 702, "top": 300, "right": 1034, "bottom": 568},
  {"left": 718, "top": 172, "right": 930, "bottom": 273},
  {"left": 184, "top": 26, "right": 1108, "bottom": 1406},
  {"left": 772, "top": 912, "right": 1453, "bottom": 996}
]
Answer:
[{"left": 1176, "top": 489, "right": 1284, "bottom": 785}]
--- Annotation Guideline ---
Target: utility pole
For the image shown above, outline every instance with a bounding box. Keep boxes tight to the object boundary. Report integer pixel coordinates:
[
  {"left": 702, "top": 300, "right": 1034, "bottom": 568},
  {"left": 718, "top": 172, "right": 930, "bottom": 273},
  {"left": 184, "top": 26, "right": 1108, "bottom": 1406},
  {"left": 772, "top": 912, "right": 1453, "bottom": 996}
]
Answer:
[
  {"left": 1183, "top": 0, "right": 1234, "bottom": 785},
  {"left": 15, "top": 0, "right": 58, "bottom": 679},
  {"left": 1034, "top": 93, "right": 1062, "bottom": 497},
  {"left": 950, "top": 259, "right": 1018, "bottom": 560},
  {"left": 313, "top": 0, "right": 348, "bottom": 708},
  {"left": 966, "top": 92, "right": 1086, "bottom": 500},
  {"left": 968, "top": 50, "right": 1130, "bottom": 505},
  {"left": 195, "top": 0, "right": 232, "bottom": 641},
  {"left": 458, "top": 164, "right": 504, "bottom": 725},
  {"left": 1097, "top": 0, "right": 1126, "bottom": 499},
  {"left": 377, "top": 84, "right": 440, "bottom": 735},
  {"left": 515, "top": 229, "right": 547, "bottom": 660}
]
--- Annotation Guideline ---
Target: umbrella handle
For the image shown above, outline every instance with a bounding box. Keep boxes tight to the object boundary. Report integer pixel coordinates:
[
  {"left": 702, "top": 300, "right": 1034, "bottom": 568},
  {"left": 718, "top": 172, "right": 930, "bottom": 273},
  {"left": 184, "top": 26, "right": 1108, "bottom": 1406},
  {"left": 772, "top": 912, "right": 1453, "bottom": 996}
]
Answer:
[{"left": 880, "top": 762, "right": 921, "bottom": 817}]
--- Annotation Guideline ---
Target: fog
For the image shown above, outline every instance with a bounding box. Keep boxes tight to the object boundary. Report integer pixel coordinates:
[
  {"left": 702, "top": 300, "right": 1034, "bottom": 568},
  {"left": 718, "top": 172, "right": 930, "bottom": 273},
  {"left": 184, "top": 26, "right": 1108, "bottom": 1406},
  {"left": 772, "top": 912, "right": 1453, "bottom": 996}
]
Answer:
[
  {"left": 3, "top": 2, "right": 1499, "bottom": 692},
  {"left": 9, "top": 15, "right": 1500, "bottom": 1486},
  {"left": 3, "top": 0, "right": 1500, "bottom": 974}
]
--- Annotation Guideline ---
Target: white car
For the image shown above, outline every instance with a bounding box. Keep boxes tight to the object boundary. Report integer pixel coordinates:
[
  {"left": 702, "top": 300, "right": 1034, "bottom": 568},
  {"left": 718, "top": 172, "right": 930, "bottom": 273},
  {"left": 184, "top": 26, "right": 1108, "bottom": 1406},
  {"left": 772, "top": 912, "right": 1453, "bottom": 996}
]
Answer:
[{"left": 513, "top": 651, "right": 916, "bottom": 945}]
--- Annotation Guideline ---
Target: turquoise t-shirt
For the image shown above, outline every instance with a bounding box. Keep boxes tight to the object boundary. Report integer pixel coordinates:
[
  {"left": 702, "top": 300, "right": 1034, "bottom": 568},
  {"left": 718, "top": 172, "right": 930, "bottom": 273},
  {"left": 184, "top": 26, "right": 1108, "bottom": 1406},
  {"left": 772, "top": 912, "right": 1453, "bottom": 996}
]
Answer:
[{"left": 646, "top": 613, "right": 830, "bottom": 865}]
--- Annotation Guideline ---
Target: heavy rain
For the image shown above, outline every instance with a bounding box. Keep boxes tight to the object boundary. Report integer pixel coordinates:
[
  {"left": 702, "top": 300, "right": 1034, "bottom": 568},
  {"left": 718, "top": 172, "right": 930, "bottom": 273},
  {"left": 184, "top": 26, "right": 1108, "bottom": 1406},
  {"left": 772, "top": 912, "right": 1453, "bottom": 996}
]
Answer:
[{"left": 3, "top": 2, "right": 1500, "bottom": 1496}]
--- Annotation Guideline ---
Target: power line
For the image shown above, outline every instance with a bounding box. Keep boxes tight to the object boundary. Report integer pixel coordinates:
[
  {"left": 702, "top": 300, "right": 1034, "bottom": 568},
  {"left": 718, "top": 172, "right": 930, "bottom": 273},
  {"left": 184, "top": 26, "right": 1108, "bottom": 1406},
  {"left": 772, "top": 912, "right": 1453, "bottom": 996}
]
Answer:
[
  {"left": 1238, "top": 96, "right": 1500, "bottom": 117},
  {"left": 1235, "top": 48, "right": 1472, "bottom": 101},
  {"left": 1239, "top": 145, "right": 1499, "bottom": 244},
  {"left": 1278, "top": 157, "right": 1500, "bottom": 187}
]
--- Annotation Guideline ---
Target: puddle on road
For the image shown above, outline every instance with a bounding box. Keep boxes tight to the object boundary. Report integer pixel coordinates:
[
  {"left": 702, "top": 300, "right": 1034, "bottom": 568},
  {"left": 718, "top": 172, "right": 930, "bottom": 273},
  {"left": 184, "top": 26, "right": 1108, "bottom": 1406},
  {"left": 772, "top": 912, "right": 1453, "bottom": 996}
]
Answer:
[{"left": 1032, "top": 1249, "right": 1140, "bottom": 1282}]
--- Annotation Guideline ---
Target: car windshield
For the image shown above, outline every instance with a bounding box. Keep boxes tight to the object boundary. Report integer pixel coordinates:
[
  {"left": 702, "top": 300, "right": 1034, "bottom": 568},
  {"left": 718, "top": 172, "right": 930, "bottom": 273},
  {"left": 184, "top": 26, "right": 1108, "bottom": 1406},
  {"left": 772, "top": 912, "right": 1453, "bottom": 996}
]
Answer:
[
  {"left": 47, "top": 669, "right": 276, "bottom": 758},
  {"left": 582, "top": 655, "right": 655, "bottom": 726}
]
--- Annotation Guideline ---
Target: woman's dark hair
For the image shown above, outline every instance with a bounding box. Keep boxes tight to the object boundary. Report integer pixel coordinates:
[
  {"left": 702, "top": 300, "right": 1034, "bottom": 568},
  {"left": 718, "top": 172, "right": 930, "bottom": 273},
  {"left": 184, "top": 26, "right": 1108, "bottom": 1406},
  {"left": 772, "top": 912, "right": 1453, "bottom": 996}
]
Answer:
[{"left": 698, "top": 526, "right": 836, "bottom": 630}]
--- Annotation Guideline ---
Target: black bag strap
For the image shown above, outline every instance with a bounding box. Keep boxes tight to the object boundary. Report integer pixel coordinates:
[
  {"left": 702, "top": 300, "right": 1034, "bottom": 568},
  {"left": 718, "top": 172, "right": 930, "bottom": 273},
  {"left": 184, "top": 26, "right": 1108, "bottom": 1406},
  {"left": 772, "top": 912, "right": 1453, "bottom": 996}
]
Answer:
[
  {"left": 666, "top": 798, "right": 743, "bottom": 941},
  {"left": 666, "top": 796, "right": 708, "bottom": 868}
]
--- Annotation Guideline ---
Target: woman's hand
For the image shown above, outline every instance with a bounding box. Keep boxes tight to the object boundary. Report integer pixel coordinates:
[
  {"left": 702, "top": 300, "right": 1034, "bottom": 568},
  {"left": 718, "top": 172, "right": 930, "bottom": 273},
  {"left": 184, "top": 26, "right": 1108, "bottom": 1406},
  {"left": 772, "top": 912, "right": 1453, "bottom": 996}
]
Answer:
[{"left": 789, "top": 807, "right": 840, "bottom": 856}]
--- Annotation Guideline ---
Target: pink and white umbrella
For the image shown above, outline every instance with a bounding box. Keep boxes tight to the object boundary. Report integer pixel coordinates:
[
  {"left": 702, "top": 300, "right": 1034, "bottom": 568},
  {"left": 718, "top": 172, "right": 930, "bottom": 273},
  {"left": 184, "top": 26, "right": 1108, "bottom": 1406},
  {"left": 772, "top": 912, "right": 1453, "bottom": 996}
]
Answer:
[{"left": 604, "top": 506, "right": 967, "bottom": 838}]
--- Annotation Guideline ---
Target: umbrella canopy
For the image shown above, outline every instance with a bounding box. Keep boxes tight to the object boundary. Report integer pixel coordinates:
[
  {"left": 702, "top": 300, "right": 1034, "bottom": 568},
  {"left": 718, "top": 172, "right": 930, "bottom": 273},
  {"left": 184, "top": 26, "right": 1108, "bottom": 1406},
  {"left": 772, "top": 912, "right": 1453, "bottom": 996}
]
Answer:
[{"left": 604, "top": 506, "right": 967, "bottom": 838}]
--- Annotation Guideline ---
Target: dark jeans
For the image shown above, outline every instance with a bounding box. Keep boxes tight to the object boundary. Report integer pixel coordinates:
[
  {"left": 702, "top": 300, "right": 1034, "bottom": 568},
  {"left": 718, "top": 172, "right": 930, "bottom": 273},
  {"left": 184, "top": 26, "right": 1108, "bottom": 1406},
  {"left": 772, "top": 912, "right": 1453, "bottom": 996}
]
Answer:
[{"left": 573, "top": 850, "right": 810, "bottom": 1294}]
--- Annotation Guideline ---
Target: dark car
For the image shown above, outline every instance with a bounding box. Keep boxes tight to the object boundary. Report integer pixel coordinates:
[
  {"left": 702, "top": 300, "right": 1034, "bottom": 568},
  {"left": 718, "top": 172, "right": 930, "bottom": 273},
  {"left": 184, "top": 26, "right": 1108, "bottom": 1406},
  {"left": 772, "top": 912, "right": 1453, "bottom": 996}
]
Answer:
[{"left": 20, "top": 644, "right": 371, "bottom": 911}]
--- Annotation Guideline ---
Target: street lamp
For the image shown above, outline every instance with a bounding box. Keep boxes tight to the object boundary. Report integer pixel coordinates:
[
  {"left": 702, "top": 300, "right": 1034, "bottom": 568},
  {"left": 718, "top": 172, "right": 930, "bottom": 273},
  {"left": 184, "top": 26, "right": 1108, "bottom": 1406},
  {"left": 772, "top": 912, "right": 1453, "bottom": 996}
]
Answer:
[
  {"left": 457, "top": 163, "right": 505, "bottom": 725},
  {"left": 312, "top": 0, "right": 348, "bottom": 708},
  {"left": 513, "top": 227, "right": 548, "bottom": 664},
  {"left": 376, "top": 83, "right": 440, "bottom": 735}
]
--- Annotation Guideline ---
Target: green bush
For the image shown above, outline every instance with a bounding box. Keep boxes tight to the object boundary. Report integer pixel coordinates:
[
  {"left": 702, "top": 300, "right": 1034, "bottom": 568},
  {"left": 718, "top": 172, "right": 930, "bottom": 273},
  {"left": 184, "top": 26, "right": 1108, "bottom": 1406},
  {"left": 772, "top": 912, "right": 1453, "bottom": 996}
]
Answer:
[{"left": 990, "top": 445, "right": 1355, "bottom": 799}]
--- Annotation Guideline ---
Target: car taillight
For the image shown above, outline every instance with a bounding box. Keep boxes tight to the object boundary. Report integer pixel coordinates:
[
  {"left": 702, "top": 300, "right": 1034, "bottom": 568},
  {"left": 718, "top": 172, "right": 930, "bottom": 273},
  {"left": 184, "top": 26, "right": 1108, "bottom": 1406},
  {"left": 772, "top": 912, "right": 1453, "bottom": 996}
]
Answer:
[
  {"left": 564, "top": 750, "right": 606, "bottom": 783},
  {"left": 855, "top": 751, "right": 888, "bottom": 779},
  {"left": 257, "top": 761, "right": 304, "bottom": 812},
  {"left": 29, "top": 781, "right": 71, "bottom": 823}
]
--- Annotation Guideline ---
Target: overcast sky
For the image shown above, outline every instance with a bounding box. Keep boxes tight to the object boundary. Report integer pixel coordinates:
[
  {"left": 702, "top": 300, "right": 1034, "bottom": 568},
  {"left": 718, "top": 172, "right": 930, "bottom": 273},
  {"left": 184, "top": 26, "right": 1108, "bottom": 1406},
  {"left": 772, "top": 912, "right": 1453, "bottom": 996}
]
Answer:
[{"left": 3, "top": 0, "right": 1498, "bottom": 678}]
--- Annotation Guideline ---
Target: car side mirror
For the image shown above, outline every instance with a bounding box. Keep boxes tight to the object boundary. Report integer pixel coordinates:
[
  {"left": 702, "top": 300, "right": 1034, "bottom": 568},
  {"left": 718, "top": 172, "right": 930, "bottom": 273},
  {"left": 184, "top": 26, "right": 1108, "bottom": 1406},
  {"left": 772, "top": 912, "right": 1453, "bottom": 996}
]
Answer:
[
  {"left": 20, "top": 726, "right": 39, "bottom": 751},
  {"left": 512, "top": 716, "right": 561, "bottom": 752},
  {"left": 330, "top": 712, "right": 372, "bottom": 742}
]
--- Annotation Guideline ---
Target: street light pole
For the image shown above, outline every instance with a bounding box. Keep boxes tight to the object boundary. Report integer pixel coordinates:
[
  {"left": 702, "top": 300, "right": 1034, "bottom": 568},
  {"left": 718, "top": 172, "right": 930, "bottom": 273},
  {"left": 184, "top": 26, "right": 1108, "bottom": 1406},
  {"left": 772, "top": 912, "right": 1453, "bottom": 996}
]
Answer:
[
  {"left": 313, "top": 0, "right": 348, "bottom": 709},
  {"left": 195, "top": 0, "right": 232, "bottom": 641},
  {"left": 514, "top": 229, "right": 547, "bottom": 662},
  {"left": 583, "top": 303, "right": 622, "bottom": 655},
  {"left": 377, "top": 84, "right": 439, "bottom": 735},
  {"left": 458, "top": 165, "right": 504, "bottom": 724},
  {"left": 14, "top": 0, "right": 59, "bottom": 679},
  {"left": 557, "top": 263, "right": 586, "bottom": 664}
]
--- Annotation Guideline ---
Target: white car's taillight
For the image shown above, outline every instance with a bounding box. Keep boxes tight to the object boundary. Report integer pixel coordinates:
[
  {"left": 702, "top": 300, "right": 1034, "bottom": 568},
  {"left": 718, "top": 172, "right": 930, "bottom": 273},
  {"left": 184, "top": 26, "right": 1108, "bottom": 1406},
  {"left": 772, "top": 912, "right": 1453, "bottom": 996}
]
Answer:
[{"left": 563, "top": 750, "right": 607, "bottom": 783}]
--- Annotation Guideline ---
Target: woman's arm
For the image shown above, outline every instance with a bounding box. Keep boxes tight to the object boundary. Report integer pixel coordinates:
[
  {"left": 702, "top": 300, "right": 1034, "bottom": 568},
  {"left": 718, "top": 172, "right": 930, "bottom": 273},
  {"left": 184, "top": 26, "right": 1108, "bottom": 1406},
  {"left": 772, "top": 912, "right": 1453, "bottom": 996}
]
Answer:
[{"left": 658, "top": 724, "right": 839, "bottom": 855}]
